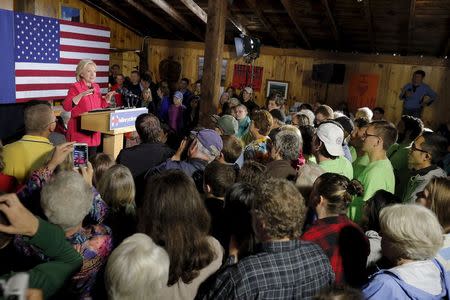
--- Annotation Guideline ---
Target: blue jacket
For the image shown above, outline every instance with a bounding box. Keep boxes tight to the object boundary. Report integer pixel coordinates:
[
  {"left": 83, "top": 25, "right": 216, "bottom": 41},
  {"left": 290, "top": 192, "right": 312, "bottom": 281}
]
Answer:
[
  {"left": 363, "top": 259, "right": 450, "bottom": 299},
  {"left": 400, "top": 83, "right": 437, "bottom": 110}
]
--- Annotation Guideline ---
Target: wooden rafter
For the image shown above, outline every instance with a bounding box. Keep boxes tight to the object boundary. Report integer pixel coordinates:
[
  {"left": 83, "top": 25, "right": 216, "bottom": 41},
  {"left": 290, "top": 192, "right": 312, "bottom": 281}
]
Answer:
[
  {"left": 243, "top": 0, "right": 283, "bottom": 46},
  {"left": 149, "top": 0, "right": 204, "bottom": 40},
  {"left": 123, "top": 0, "right": 180, "bottom": 37},
  {"left": 280, "top": 0, "right": 312, "bottom": 49},
  {"left": 180, "top": 0, "right": 207, "bottom": 23},
  {"left": 362, "top": 0, "right": 376, "bottom": 51},
  {"left": 407, "top": 0, "right": 416, "bottom": 53},
  {"left": 321, "top": 0, "right": 340, "bottom": 46},
  {"left": 180, "top": 0, "right": 250, "bottom": 36}
]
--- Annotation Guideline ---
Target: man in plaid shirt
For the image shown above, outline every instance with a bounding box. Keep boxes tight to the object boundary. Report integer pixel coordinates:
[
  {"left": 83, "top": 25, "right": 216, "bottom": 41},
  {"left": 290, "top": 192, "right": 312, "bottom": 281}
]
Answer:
[{"left": 196, "top": 178, "right": 334, "bottom": 299}]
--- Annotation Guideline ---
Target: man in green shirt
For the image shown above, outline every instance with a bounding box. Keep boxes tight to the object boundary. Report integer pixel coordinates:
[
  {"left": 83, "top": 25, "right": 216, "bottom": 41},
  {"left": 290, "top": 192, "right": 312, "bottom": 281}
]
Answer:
[
  {"left": 0, "top": 193, "right": 82, "bottom": 299},
  {"left": 388, "top": 115, "right": 424, "bottom": 198},
  {"left": 349, "top": 120, "right": 398, "bottom": 223},
  {"left": 313, "top": 121, "right": 353, "bottom": 180},
  {"left": 349, "top": 118, "right": 370, "bottom": 179}
]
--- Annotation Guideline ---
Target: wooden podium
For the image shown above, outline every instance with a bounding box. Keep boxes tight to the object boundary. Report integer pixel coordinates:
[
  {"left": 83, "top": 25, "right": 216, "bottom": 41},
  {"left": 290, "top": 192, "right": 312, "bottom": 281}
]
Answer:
[{"left": 80, "top": 108, "right": 148, "bottom": 159}]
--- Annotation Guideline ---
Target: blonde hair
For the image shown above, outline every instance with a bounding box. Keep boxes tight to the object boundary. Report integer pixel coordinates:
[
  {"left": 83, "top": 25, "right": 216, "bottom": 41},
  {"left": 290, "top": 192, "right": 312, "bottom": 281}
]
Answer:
[
  {"left": 76, "top": 59, "right": 96, "bottom": 82},
  {"left": 91, "top": 153, "right": 115, "bottom": 187},
  {"left": 355, "top": 107, "right": 373, "bottom": 122},
  {"left": 428, "top": 177, "right": 450, "bottom": 232},
  {"left": 380, "top": 204, "right": 443, "bottom": 261},
  {"left": 97, "top": 165, "right": 135, "bottom": 212}
]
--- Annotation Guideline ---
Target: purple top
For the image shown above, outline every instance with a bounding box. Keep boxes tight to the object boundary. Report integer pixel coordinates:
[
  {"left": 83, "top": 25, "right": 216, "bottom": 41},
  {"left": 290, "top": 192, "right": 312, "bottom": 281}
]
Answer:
[{"left": 168, "top": 104, "right": 185, "bottom": 134}]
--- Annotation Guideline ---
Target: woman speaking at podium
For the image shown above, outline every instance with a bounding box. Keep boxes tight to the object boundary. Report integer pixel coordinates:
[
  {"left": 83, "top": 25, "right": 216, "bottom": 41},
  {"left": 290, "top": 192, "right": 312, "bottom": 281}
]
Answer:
[{"left": 63, "top": 59, "right": 115, "bottom": 156}]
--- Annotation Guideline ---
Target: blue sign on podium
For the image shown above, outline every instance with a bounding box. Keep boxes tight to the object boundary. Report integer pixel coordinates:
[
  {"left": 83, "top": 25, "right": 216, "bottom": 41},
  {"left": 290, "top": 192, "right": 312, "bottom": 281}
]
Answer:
[{"left": 109, "top": 108, "right": 148, "bottom": 130}]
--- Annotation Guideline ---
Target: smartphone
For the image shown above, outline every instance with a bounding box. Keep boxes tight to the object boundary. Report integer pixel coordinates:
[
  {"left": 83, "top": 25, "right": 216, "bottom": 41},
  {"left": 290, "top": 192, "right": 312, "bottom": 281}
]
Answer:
[{"left": 73, "top": 143, "right": 88, "bottom": 168}]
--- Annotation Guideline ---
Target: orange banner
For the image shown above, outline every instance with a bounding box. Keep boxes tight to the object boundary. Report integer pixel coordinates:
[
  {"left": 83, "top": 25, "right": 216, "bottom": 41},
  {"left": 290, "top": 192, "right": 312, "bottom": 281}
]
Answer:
[{"left": 348, "top": 74, "right": 379, "bottom": 111}]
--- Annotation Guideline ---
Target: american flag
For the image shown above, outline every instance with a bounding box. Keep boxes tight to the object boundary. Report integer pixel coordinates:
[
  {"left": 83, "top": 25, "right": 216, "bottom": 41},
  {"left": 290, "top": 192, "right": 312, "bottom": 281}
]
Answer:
[{"left": 0, "top": 9, "right": 110, "bottom": 104}]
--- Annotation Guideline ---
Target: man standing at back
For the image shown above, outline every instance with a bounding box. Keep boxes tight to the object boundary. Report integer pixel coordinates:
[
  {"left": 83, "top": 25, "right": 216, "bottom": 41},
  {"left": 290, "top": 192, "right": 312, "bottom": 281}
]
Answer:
[
  {"left": 349, "top": 120, "right": 397, "bottom": 222},
  {"left": 3, "top": 103, "right": 55, "bottom": 183},
  {"left": 399, "top": 70, "right": 437, "bottom": 118},
  {"left": 197, "top": 178, "right": 334, "bottom": 299}
]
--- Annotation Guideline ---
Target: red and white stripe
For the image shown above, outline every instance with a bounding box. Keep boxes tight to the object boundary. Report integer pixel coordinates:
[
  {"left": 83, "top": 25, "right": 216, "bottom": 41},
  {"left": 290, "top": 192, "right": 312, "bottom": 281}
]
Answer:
[{"left": 15, "top": 20, "right": 110, "bottom": 102}]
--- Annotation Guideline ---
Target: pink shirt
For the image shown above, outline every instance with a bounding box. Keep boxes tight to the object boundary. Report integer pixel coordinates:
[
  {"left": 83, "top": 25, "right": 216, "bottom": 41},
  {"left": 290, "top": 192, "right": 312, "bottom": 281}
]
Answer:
[{"left": 63, "top": 81, "right": 109, "bottom": 146}]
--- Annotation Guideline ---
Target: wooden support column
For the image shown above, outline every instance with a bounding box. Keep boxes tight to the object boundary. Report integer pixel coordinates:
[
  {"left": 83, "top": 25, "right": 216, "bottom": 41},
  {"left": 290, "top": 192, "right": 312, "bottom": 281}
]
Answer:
[{"left": 199, "top": 0, "right": 227, "bottom": 127}]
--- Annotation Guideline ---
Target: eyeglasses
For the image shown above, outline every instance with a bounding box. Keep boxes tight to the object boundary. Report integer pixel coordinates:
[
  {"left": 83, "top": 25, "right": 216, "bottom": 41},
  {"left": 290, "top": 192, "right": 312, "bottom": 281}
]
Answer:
[
  {"left": 363, "top": 130, "right": 380, "bottom": 140},
  {"left": 410, "top": 143, "right": 429, "bottom": 154}
]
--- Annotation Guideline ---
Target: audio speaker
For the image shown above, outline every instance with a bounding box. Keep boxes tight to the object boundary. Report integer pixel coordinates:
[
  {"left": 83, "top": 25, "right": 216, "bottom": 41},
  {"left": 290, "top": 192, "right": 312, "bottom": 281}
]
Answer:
[{"left": 312, "top": 64, "right": 346, "bottom": 84}]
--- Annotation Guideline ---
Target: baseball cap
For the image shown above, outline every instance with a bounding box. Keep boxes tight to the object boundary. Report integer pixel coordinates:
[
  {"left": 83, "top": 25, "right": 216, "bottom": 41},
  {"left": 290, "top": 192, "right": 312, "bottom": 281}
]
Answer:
[
  {"left": 316, "top": 122, "right": 345, "bottom": 156},
  {"left": 212, "top": 115, "right": 238, "bottom": 135},
  {"left": 191, "top": 129, "right": 223, "bottom": 157},
  {"left": 174, "top": 91, "right": 183, "bottom": 100},
  {"left": 244, "top": 87, "right": 253, "bottom": 94}
]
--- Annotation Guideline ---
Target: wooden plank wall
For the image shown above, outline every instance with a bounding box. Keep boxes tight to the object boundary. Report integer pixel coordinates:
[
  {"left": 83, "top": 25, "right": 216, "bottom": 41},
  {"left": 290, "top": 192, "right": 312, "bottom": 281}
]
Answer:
[
  {"left": 148, "top": 39, "right": 449, "bottom": 129},
  {"left": 14, "top": 0, "right": 142, "bottom": 76}
]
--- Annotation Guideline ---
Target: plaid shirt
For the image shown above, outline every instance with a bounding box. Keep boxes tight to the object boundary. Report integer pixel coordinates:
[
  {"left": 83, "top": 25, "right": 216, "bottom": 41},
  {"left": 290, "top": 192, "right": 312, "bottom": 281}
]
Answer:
[
  {"left": 196, "top": 240, "right": 334, "bottom": 299},
  {"left": 301, "top": 215, "right": 369, "bottom": 286}
]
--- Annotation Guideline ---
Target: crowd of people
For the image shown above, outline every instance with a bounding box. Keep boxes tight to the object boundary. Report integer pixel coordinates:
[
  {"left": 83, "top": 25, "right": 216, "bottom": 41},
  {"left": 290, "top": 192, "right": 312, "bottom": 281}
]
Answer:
[{"left": 0, "top": 61, "right": 449, "bottom": 300}]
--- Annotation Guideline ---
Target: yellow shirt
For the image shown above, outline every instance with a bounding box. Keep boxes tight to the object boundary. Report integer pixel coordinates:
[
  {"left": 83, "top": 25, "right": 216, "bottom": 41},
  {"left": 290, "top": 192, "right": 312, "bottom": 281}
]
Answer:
[{"left": 2, "top": 135, "right": 54, "bottom": 183}]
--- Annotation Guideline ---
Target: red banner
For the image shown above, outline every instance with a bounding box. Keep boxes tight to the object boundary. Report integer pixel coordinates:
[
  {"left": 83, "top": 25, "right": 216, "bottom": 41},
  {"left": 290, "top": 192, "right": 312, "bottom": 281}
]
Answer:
[
  {"left": 232, "top": 64, "right": 263, "bottom": 91},
  {"left": 348, "top": 74, "right": 379, "bottom": 111}
]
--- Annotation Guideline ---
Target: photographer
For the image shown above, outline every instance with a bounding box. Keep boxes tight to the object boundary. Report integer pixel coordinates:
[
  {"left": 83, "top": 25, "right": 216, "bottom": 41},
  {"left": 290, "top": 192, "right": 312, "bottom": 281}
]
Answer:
[{"left": 0, "top": 193, "right": 82, "bottom": 299}]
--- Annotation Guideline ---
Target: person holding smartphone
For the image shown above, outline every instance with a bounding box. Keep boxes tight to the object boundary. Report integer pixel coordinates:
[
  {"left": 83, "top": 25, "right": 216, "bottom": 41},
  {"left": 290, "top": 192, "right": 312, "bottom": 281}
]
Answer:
[{"left": 63, "top": 59, "right": 116, "bottom": 157}]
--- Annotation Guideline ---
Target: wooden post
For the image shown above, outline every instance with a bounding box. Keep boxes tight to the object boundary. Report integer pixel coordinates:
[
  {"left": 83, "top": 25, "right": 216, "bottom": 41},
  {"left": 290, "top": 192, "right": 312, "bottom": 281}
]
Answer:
[{"left": 199, "top": 0, "right": 227, "bottom": 127}]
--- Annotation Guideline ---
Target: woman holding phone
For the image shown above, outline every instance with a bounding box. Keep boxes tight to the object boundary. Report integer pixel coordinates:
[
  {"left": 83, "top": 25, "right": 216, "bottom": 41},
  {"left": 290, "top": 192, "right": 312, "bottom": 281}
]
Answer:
[{"left": 63, "top": 59, "right": 116, "bottom": 156}]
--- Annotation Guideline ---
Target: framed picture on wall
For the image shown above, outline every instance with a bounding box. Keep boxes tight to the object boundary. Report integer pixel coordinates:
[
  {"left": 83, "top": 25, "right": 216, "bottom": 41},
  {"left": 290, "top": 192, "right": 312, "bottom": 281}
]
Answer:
[
  {"left": 198, "top": 56, "right": 228, "bottom": 86},
  {"left": 266, "top": 80, "right": 289, "bottom": 99}
]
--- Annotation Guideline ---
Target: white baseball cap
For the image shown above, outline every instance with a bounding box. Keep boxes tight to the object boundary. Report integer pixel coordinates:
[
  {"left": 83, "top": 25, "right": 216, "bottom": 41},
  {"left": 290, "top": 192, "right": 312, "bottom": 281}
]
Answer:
[
  {"left": 316, "top": 122, "right": 345, "bottom": 156},
  {"left": 244, "top": 86, "right": 253, "bottom": 94}
]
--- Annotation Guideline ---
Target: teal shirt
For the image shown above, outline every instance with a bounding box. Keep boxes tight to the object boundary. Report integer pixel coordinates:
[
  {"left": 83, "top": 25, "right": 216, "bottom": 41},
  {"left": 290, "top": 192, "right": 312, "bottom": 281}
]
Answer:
[
  {"left": 319, "top": 156, "right": 353, "bottom": 179},
  {"left": 349, "top": 159, "right": 395, "bottom": 223}
]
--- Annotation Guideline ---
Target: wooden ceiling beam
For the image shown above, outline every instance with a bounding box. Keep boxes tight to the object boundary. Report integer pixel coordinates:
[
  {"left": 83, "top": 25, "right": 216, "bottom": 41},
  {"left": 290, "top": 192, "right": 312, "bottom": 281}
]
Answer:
[
  {"left": 148, "top": 0, "right": 204, "bottom": 40},
  {"left": 180, "top": 0, "right": 250, "bottom": 36},
  {"left": 179, "top": 0, "right": 207, "bottom": 23},
  {"left": 280, "top": 0, "right": 312, "bottom": 49},
  {"left": 123, "top": 0, "right": 181, "bottom": 38},
  {"left": 407, "top": 0, "right": 416, "bottom": 53},
  {"left": 243, "top": 0, "right": 284, "bottom": 46},
  {"left": 362, "top": 0, "right": 376, "bottom": 52},
  {"left": 321, "top": 0, "right": 340, "bottom": 47}
]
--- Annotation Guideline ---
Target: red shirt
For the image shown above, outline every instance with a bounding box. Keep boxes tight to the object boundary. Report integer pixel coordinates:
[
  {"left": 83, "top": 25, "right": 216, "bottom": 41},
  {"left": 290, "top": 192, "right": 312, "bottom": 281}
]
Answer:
[
  {"left": 110, "top": 83, "right": 123, "bottom": 107},
  {"left": 63, "top": 81, "right": 109, "bottom": 146},
  {"left": 301, "top": 215, "right": 369, "bottom": 286},
  {"left": 0, "top": 173, "right": 18, "bottom": 193}
]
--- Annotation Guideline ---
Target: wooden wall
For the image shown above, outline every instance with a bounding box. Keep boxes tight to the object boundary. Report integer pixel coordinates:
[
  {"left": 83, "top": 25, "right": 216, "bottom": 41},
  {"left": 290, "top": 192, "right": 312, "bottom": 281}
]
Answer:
[
  {"left": 13, "top": 0, "right": 142, "bottom": 75},
  {"left": 148, "top": 39, "right": 449, "bottom": 129}
]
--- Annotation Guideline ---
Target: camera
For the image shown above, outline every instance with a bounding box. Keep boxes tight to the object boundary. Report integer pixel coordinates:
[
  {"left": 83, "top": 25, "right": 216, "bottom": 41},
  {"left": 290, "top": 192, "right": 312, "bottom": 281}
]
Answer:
[{"left": 0, "top": 273, "right": 29, "bottom": 300}]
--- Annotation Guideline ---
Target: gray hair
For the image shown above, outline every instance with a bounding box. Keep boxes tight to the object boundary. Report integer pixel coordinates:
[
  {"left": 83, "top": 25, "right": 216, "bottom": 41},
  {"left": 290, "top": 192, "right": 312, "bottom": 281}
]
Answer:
[
  {"left": 380, "top": 204, "right": 443, "bottom": 261},
  {"left": 41, "top": 171, "right": 92, "bottom": 231},
  {"left": 105, "top": 233, "right": 169, "bottom": 300},
  {"left": 196, "top": 139, "right": 217, "bottom": 163},
  {"left": 295, "top": 162, "right": 325, "bottom": 199},
  {"left": 355, "top": 107, "right": 373, "bottom": 122},
  {"left": 296, "top": 109, "right": 315, "bottom": 126},
  {"left": 274, "top": 130, "right": 301, "bottom": 160},
  {"left": 24, "top": 104, "right": 53, "bottom": 133}
]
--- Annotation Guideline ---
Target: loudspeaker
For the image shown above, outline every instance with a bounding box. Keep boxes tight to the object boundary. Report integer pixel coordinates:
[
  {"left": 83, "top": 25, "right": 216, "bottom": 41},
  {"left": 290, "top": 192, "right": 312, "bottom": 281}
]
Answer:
[{"left": 312, "top": 63, "right": 346, "bottom": 84}]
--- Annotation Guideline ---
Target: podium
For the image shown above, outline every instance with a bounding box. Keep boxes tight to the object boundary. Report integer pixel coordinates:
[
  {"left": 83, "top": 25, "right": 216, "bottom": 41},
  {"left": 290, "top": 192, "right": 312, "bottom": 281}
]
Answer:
[{"left": 80, "top": 108, "right": 148, "bottom": 159}]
